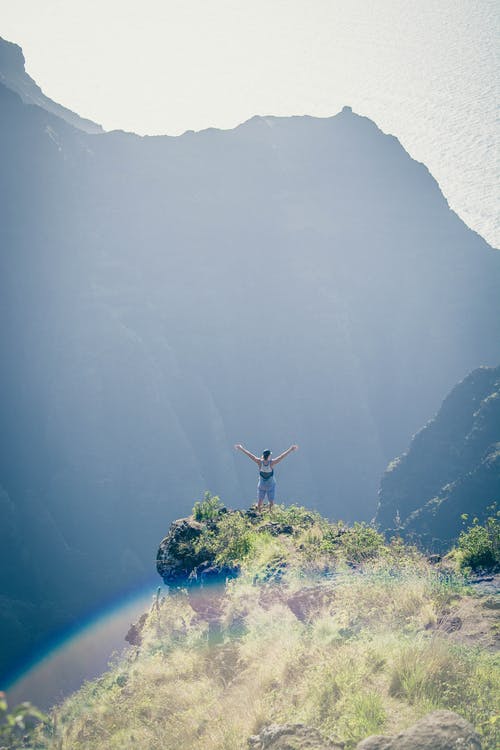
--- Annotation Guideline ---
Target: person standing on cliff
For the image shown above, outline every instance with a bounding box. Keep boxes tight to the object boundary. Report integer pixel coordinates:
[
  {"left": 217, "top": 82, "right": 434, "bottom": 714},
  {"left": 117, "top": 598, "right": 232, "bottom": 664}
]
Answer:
[{"left": 234, "top": 444, "right": 299, "bottom": 511}]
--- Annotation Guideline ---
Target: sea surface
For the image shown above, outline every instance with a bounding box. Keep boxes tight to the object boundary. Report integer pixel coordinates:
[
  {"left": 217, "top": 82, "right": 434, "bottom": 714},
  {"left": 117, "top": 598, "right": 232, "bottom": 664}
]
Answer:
[{"left": 341, "top": 1, "right": 499, "bottom": 249}]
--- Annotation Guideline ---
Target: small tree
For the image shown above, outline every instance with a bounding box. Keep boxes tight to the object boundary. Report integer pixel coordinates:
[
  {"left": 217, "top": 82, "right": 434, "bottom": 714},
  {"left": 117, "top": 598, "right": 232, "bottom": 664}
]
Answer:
[
  {"left": 0, "top": 692, "right": 46, "bottom": 749},
  {"left": 457, "top": 510, "right": 500, "bottom": 571},
  {"left": 192, "top": 491, "right": 224, "bottom": 522}
]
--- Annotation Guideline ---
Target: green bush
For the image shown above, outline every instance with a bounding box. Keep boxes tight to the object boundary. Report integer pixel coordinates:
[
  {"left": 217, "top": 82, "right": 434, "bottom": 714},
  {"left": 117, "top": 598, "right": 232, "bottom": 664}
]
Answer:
[
  {"left": 0, "top": 692, "right": 46, "bottom": 749},
  {"left": 269, "top": 503, "right": 323, "bottom": 529},
  {"left": 337, "top": 522, "right": 385, "bottom": 562},
  {"left": 192, "top": 491, "right": 224, "bottom": 522},
  {"left": 194, "top": 512, "right": 256, "bottom": 567},
  {"left": 457, "top": 513, "right": 500, "bottom": 572}
]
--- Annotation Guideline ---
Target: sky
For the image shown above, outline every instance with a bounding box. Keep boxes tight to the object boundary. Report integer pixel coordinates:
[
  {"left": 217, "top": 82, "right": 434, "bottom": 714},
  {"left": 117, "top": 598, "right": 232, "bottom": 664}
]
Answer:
[{"left": 0, "top": 0, "right": 498, "bottom": 246}]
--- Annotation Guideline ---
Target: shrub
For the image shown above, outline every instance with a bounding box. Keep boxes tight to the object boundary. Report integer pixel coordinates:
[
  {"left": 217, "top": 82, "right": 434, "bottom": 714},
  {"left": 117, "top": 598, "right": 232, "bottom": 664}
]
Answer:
[
  {"left": 456, "top": 513, "right": 500, "bottom": 572},
  {"left": 269, "top": 504, "right": 323, "bottom": 529},
  {"left": 192, "top": 491, "right": 224, "bottom": 522},
  {"left": 194, "top": 512, "right": 256, "bottom": 567},
  {"left": 338, "top": 522, "right": 385, "bottom": 562},
  {"left": 0, "top": 693, "right": 46, "bottom": 749}
]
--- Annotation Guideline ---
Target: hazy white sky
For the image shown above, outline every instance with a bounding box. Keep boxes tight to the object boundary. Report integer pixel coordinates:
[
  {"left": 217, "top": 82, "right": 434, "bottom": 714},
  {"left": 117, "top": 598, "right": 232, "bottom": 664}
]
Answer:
[{"left": 1, "top": 0, "right": 498, "bottom": 246}]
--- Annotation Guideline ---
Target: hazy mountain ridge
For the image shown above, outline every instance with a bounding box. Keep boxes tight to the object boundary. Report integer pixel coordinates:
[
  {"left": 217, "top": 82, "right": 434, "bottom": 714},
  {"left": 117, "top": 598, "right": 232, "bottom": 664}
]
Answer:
[
  {"left": 376, "top": 365, "right": 500, "bottom": 549},
  {"left": 0, "top": 37, "right": 103, "bottom": 133},
  {"left": 1, "top": 40, "right": 499, "bottom": 680}
]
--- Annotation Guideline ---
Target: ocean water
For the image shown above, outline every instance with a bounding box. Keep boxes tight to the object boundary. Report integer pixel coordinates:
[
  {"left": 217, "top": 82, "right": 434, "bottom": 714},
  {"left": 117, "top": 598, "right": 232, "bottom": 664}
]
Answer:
[
  {"left": 337, "top": 1, "right": 499, "bottom": 249},
  {"left": 2, "top": 0, "right": 498, "bottom": 247}
]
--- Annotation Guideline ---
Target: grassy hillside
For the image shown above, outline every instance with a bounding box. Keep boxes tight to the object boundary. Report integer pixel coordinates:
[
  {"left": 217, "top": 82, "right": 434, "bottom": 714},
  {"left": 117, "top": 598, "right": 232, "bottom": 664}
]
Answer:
[{"left": 26, "top": 501, "right": 500, "bottom": 749}]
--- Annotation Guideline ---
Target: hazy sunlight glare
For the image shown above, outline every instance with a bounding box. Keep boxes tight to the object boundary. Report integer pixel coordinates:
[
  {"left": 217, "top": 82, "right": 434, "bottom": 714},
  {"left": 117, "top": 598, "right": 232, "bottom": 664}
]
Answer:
[{"left": 1, "top": 0, "right": 497, "bottom": 246}]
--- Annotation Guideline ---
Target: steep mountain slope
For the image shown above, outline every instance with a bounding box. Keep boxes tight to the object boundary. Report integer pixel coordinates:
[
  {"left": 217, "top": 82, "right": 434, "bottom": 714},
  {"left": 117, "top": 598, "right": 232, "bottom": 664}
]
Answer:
[
  {"left": 1, "top": 43, "right": 499, "bottom": 679},
  {"left": 0, "top": 37, "right": 103, "bottom": 133},
  {"left": 376, "top": 365, "right": 500, "bottom": 548}
]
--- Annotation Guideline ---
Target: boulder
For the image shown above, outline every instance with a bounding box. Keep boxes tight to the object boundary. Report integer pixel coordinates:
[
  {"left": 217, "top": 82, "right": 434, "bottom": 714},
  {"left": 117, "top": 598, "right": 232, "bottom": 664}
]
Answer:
[
  {"left": 286, "top": 585, "right": 335, "bottom": 622},
  {"left": 156, "top": 517, "right": 239, "bottom": 588},
  {"left": 156, "top": 517, "right": 205, "bottom": 585},
  {"left": 125, "top": 612, "right": 148, "bottom": 646},
  {"left": 248, "top": 723, "right": 343, "bottom": 749},
  {"left": 258, "top": 522, "right": 294, "bottom": 536},
  {"left": 356, "top": 710, "right": 481, "bottom": 749}
]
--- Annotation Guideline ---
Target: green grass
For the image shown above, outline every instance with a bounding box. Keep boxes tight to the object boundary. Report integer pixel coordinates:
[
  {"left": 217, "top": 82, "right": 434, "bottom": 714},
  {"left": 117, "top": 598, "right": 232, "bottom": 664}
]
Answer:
[{"left": 34, "top": 503, "right": 500, "bottom": 750}]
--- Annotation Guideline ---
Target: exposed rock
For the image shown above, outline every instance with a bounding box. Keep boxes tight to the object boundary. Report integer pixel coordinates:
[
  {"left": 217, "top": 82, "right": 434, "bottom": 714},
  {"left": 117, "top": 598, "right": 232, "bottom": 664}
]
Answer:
[
  {"left": 286, "top": 585, "right": 335, "bottom": 622},
  {"left": 376, "top": 366, "right": 500, "bottom": 550},
  {"left": 258, "top": 521, "right": 294, "bottom": 536},
  {"left": 429, "top": 593, "right": 500, "bottom": 651},
  {"left": 156, "top": 516, "right": 239, "bottom": 590},
  {"left": 356, "top": 710, "right": 481, "bottom": 749},
  {"left": 436, "top": 613, "right": 462, "bottom": 633},
  {"left": 189, "top": 559, "right": 239, "bottom": 585},
  {"left": 156, "top": 517, "right": 205, "bottom": 585},
  {"left": 125, "top": 612, "right": 148, "bottom": 646},
  {"left": 483, "top": 595, "right": 500, "bottom": 609},
  {"left": 248, "top": 723, "right": 343, "bottom": 749},
  {"left": 244, "top": 508, "right": 265, "bottom": 524},
  {"left": 468, "top": 573, "right": 500, "bottom": 595},
  {"left": 427, "top": 554, "right": 442, "bottom": 564}
]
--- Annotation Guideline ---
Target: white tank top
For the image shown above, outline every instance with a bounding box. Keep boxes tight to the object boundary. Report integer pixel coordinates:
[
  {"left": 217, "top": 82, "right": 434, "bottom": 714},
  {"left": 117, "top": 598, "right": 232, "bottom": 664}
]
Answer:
[{"left": 259, "top": 460, "right": 274, "bottom": 478}]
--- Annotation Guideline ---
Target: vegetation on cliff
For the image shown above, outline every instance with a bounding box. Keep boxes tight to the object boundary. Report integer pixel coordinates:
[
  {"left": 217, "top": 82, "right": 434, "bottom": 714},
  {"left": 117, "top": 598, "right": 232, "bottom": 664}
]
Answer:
[
  {"left": 377, "top": 365, "right": 500, "bottom": 549},
  {"left": 30, "top": 499, "right": 499, "bottom": 750}
]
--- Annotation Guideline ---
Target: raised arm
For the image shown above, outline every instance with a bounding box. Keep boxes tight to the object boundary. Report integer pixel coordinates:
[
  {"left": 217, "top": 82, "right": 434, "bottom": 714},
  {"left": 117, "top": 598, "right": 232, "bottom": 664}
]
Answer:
[
  {"left": 272, "top": 444, "right": 299, "bottom": 466},
  {"left": 234, "top": 444, "right": 261, "bottom": 464}
]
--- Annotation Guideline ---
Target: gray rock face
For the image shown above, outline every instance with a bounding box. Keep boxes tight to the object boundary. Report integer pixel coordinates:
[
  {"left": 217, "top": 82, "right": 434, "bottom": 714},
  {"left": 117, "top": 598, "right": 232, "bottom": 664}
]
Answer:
[
  {"left": 376, "top": 365, "right": 500, "bottom": 550},
  {"left": 156, "top": 517, "right": 205, "bottom": 585},
  {"left": 124, "top": 612, "right": 148, "bottom": 646},
  {"left": 156, "top": 515, "right": 239, "bottom": 587},
  {"left": 248, "top": 723, "right": 343, "bottom": 750},
  {"left": 356, "top": 710, "right": 481, "bottom": 750}
]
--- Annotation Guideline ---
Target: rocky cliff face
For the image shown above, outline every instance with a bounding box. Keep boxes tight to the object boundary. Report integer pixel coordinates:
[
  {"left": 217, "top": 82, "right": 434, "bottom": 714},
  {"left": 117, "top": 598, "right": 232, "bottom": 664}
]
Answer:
[{"left": 376, "top": 365, "right": 500, "bottom": 549}]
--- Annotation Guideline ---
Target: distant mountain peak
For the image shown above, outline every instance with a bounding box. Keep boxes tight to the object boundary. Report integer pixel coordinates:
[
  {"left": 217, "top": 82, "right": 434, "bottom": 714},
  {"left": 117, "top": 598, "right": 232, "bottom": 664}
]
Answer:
[
  {"left": 0, "top": 36, "right": 103, "bottom": 134},
  {"left": 0, "top": 36, "right": 24, "bottom": 70}
]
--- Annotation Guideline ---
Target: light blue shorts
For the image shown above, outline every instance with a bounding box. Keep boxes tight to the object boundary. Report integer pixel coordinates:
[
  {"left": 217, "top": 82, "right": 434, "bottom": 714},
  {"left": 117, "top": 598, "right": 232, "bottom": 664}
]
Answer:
[{"left": 257, "top": 478, "right": 276, "bottom": 501}]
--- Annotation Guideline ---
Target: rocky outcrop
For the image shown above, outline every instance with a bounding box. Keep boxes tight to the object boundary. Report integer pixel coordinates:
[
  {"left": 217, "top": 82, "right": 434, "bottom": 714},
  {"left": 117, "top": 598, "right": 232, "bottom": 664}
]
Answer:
[
  {"left": 155, "top": 506, "right": 319, "bottom": 590},
  {"left": 376, "top": 366, "right": 500, "bottom": 550},
  {"left": 156, "top": 517, "right": 205, "bottom": 585},
  {"left": 125, "top": 612, "right": 148, "bottom": 647},
  {"left": 286, "top": 585, "right": 336, "bottom": 622},
  {"left": 248, "top": 723, "right": 343, "bottom": 749},
  {"left": 356, "top": 710, "right": 481, "bottom": 749},
  {"left": 247, "top": 711, "right": 481, "bottom": 750},
  {"left": 156, "top": 515, "right": 239, "bottom": 587}
]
